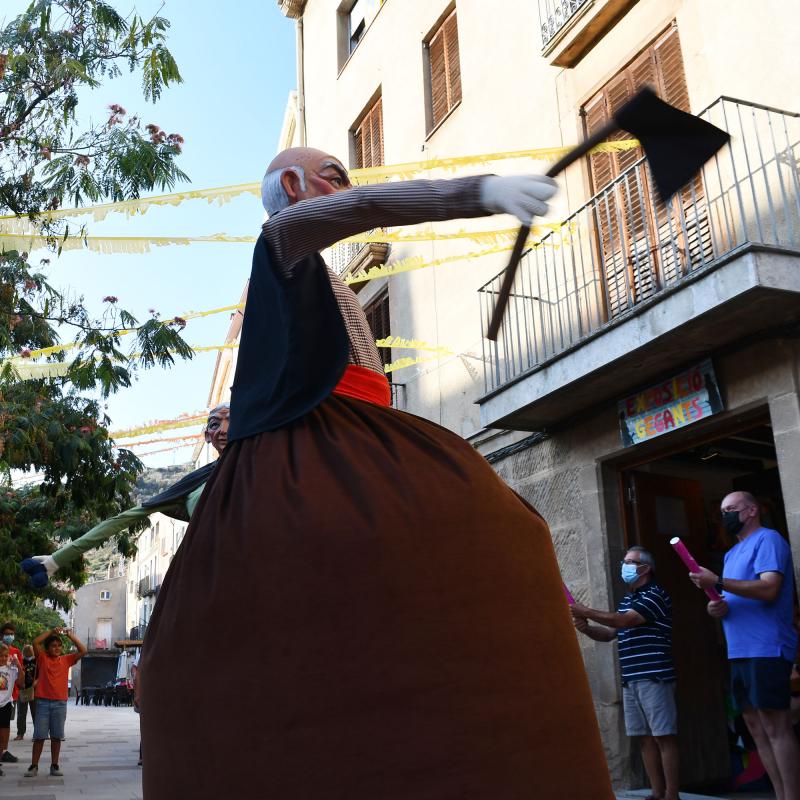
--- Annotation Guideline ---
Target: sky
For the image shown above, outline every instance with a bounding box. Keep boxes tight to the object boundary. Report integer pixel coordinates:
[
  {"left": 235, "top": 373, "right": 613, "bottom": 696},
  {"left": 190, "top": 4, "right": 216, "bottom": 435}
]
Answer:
[{"left": 3, "top": 0, "right": 297, "bottom": 466}]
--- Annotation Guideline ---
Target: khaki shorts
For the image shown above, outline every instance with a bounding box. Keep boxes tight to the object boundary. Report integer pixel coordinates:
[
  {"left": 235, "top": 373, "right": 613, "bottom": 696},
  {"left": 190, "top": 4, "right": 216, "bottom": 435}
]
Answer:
[{"left": 623, "top": 680, "right": 677, "bottom": 737}]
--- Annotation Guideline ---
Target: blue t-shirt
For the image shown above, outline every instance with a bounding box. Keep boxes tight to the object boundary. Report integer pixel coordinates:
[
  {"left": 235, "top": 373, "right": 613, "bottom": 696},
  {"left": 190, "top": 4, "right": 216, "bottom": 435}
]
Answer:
[{"left": 722, "top": 527, "right": 797, "bottom": 661}]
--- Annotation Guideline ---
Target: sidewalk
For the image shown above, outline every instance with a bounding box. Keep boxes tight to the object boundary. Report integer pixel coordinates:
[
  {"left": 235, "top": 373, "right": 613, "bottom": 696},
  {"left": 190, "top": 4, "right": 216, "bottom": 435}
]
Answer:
[{"left": 1, "top": 703, "right": 142, "bottom": 800}]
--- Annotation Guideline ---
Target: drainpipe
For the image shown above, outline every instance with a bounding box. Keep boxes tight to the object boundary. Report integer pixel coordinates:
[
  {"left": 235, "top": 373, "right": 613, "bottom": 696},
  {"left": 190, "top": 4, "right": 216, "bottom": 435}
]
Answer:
[{"left": 295, "top": 17, "right": 307, "bottom": 146}]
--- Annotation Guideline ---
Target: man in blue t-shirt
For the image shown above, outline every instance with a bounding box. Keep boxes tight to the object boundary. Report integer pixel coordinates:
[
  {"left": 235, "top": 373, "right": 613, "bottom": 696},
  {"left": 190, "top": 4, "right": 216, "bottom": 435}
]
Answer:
[
  {"left": 691, "top": 490, "right": 800, "bottom": 800},
  {"left": 572, "top": 546, "right": 679, "bottom": 800}
]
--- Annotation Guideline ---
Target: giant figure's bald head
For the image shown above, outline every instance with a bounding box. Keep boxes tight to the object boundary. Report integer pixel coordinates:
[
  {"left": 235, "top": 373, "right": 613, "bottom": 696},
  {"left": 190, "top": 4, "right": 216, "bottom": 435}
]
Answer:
[{"left": 262, "top": 147, "right": 351, "bottom": 215}]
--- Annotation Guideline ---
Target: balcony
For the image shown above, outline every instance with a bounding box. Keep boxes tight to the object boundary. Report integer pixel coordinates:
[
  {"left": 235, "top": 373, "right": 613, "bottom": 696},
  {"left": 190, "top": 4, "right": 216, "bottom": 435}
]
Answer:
[
  {"left": 129, "top": 623, "right": 147, "bottom": 640},
  {"left": 136, "top": 575, "right": 162, "bottom": 598},
  {"left": 478, "top": 97, "right": 800, "bottom": 431},
  {"left": 539, "top": 0, "right": 639, "bottom": 67},
  {"left": 87, "top": 637, "right": 112, "bottom": 650},
  {"left": 329, "top": 228, "right": 390, "bottom": 291}
]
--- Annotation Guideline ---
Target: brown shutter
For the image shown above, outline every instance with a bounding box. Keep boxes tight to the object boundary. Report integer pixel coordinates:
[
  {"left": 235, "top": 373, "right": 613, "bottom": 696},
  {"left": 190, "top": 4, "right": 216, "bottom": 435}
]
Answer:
[
  {"left": 443, "top": 11, "right": 461, "bottom": 108},
  {"left": 365, "top": 291, "right": 391, "bottom": 371},
  {"left": 354, "top": 97, "right": 384, "bottom": 169},
  {"left": 371, "top": 97, "right": 384, "bottom": 166},
  {"left": 429, "top": 26, "right": 448, "bottom": 128}
]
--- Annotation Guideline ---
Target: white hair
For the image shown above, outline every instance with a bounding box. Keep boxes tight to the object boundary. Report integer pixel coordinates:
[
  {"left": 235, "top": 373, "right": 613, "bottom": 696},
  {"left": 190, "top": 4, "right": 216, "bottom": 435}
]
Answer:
[{"left": 261, "top": 165, "right": 306, "bottom": 215}]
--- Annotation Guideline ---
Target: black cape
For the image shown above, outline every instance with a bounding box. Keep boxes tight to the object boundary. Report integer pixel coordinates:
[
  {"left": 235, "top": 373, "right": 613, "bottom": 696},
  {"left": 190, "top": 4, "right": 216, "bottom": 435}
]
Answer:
[
  {"left": 141, "top": 461, "right": 216, "bottom": 522},
  {"left": 227, "top": 236, "right": 350, "bottom": 442}
]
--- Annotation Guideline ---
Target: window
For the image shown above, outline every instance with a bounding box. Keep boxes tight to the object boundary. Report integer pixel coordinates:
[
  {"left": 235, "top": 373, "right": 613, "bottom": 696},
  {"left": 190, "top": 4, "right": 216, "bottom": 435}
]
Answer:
[
  {"left": 353, "top": 96, "right": 384, "bottom": 169},
  {"left": 100, "top": 590, "right": 111, "bottom": 601},
  {"left": 364, "top": 290, "right": 391, "bottom": 373},
  {"left": 425, "top": 8, "right": 462, "bottom": 133},
  {"left": 581, "top": 25, "right": 710, "bottom": 318},
  {"left": 348, "top": 0, "right": 380, "bottom": 54}
]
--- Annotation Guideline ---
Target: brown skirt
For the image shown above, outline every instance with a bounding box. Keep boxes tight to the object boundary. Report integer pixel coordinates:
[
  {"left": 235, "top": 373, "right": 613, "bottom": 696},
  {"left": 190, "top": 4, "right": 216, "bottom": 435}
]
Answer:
[{"left": 140, "top": 395, "right": 612, "bottom": 799}]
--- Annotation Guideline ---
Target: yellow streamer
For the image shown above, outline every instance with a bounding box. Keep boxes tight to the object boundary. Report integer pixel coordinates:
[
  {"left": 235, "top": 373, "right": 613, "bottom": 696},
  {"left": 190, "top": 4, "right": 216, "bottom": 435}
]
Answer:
[
  {"left": 383, "top": 354, "right": 443, "bottom": 373},
  {"left": 0, "top": 140, "right": 641, "bottom": 225},
  {"left": 376, "top": 336, "right": 453, "bottom": 356},
  {"left": 345, "top": 243, "right": 515, "bottom": 285},
  {"left": 112, "top": 414, "right": 207, "bottom": 439}
]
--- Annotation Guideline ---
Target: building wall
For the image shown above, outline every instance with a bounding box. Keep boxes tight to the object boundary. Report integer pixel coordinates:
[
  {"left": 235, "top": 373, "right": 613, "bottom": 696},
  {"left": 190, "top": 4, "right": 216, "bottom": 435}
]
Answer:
[
  {"left": 297, "top": 0, "right": 800, "bottom": 435},
  {"left": 71, "top": 574, "right": 127, "bottom": 692},
  {"left": 125, "top": 512, "right": 188, "bottom": 636}
]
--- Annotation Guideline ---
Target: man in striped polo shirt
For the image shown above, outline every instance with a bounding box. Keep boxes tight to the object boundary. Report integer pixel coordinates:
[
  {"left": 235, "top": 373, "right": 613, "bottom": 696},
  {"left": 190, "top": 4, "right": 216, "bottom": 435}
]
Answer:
[{"left": 571, "top": 546, "right": 679, "bottom": 800}]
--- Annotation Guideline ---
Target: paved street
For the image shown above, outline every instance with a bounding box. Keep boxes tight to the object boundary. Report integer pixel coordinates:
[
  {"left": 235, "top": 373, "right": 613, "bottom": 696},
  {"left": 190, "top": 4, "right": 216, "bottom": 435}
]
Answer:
[{"left": 0, "top": 704, "right": 142, "bottom": 800}]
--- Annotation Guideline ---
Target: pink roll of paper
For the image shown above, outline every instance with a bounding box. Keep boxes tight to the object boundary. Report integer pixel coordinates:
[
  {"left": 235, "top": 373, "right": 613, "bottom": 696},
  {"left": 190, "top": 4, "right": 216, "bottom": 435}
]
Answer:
[
  {"left": 670, "top": 536, "right": 722, "bottom": 601},
  {"left": 563, "top": 584, "right": 576, "bottom": 605}
]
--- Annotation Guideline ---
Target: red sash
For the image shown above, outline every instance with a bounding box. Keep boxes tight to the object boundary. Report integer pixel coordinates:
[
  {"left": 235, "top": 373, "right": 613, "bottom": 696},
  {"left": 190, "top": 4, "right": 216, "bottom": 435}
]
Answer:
[{"left": 332, "top": 365, "right": 391, "bottom": 407}]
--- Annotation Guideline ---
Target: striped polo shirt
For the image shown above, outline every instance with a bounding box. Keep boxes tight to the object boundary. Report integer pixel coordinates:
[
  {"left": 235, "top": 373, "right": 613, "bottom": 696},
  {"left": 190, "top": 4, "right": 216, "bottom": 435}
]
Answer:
[{"left": 616, "top": 581, "right": 676, "bottom": 684}]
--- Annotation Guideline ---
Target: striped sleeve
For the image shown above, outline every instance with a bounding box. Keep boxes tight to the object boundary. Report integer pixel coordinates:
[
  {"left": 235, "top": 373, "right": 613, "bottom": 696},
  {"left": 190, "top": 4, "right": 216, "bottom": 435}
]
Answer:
[
  {"left": 629, "top": 586, "right": 670, "bottom": 623},
  {"left": 261, "top": 176, "right": 488, "bottom": 271}
]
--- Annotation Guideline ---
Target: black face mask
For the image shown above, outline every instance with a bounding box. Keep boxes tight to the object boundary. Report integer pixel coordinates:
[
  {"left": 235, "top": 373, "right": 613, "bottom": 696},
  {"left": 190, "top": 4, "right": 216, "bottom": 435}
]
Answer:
[{"left": 721, "top": 510, "right": 744, "bottom": 536}]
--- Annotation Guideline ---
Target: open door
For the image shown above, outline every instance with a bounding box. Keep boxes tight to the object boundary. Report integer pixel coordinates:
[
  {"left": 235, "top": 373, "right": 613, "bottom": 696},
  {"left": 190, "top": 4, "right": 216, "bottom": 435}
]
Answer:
[{"left": 627, "top": 471, "right": 730, "bottom": 788}]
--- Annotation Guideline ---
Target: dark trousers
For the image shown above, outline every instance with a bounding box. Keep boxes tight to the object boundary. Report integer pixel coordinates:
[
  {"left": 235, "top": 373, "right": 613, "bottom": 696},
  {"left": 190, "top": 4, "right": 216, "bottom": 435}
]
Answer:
[{"left": 16, "top": 699, "right": 36, "bottom": 736}]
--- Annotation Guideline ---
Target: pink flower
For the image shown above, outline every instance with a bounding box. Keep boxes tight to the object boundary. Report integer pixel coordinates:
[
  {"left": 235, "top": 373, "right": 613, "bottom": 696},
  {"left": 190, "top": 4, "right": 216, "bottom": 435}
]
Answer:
[
  {"left": 19, "top": 348, "right": 31, "bottom": 358},
  {"left": 102, "top": 295, "right": 118, "bottom": 303},
  {"left": 172, "top": 316, "right": 187, "bottom": 329}
]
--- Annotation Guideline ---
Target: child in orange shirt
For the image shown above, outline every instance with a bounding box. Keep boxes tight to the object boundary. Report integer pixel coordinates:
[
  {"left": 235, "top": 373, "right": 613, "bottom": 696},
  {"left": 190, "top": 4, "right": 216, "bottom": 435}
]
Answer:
[{"left": 24, "top": 628, "right": 86, "bottom": 779}]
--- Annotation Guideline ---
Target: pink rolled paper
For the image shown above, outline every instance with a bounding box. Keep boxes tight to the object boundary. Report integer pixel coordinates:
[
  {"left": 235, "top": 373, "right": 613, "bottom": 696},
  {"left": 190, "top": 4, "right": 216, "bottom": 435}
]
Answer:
[
  {"left": 563, "top": 584, "right": 576, "bottom": 605},
  {"left": 670, "top": 536, "right": 722, "bottom": 601}
]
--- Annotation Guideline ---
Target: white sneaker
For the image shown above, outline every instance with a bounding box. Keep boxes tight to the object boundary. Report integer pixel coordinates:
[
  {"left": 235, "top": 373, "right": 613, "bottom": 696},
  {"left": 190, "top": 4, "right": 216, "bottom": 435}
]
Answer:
[
  {"left": 50, "top": 764, "right": 63, "bottom": 777},
  {"left": 24, "top": 764, "right": 38, "bottom": 777}
]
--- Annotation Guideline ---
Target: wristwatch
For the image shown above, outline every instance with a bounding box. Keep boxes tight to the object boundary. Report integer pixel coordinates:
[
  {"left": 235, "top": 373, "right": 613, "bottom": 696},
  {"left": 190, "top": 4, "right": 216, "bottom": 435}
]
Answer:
[{"left": 714, "top": 578, "right": 725, "bottom": 594}]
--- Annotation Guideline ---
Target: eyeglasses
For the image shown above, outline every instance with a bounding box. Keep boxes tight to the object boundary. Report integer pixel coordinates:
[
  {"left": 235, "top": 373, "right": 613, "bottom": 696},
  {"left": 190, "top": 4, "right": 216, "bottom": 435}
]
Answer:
[{"left": 620, "top": 560, "right": 644, "bottom": 566}]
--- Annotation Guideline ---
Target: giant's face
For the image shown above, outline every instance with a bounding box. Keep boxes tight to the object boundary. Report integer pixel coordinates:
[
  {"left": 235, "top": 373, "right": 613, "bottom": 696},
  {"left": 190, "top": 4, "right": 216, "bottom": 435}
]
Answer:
[
  {"left": 205, "top": 406, "right": 230, "bottom": 454},
  {"left": 300, "top": 153, "right": 352, "bottom": 200}
]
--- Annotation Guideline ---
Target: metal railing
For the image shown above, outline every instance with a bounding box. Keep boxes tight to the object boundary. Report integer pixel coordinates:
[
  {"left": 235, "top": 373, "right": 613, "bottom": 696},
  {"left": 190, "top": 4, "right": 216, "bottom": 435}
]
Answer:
[
  {"left": 328, "top": 228, "right": 387, "bottom": 276},
  {"left": 129, "top": 623, "right": 147, "bottom": 640},
  {"left": 136, "top": 575, "right": 162, "bottom": 598},
  {"left": 538, "top": 0, "right": 591, "bottom": 47},
  {"left": 479, "top": 97, "right": 800, "bottom": 395}
]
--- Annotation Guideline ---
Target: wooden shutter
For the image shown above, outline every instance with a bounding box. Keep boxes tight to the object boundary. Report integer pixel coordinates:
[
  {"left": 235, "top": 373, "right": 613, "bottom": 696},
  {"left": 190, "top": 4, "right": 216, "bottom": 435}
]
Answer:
[
  {"left": 365, "top": 291, "right": 391, "bottom": 371},
  {"left": 585, "top": 88, "right": 627, "bottom": 318},
  {"left": 582, "top": 24, "right": 709, "bottom": 316},
  {"left": 429, "top": 9, "right": 461, "bottom": 130},
  {"left": 354, "top": 97, "right": 384, "bottom": 169},
  {"left": 429, "top": 26, "right": 448, "bottom": 128},
  {"left": 443, "top": 11, "right": 461, "bottom": 108}
]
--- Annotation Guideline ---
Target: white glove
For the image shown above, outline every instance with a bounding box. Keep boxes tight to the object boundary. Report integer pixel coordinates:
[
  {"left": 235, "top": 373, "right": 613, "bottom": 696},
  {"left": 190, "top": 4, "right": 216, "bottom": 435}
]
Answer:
[
  {"left": 33, "top": 555, "right": 59, "bottom": 577},
  {"left": 480, "top": 175, "right": 558, "bottom": 225}
]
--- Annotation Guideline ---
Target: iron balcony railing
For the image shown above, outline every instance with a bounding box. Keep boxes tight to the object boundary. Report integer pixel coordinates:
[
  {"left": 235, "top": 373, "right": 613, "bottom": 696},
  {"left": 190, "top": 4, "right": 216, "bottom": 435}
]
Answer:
[
  {"left": 129, "top": 623, "right": 147, "bottom": 640},
  {"left": 136, "top": 575, "right": 162, "bottom": 598},
  {"left": 328, "top": 228, "right": 389, "bottom": 277},
  {"left": 538, "top": 0, "right": 591, "bottom": 47},
  {"left": 479, "top": 96, "right": 800, "bottom": 396}
]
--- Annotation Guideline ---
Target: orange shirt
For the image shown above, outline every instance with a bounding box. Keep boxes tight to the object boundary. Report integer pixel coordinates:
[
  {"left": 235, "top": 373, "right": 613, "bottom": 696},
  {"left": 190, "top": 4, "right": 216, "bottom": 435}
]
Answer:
[{"left": 36, "top": 652, "right": 80, "bottom": 701}]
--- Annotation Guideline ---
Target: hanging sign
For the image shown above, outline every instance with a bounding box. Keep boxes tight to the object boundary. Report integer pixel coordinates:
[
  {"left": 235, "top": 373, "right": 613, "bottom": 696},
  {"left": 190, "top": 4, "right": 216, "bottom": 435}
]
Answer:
[{"left": 617, "top": 359, "right": 723, "bottom": 447}]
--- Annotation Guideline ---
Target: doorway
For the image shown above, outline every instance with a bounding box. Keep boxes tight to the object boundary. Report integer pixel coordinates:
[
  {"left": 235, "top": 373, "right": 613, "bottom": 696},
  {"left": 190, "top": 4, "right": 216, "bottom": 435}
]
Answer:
[{"left": 619, "top": 419, "right": 788, "bottom": 792}]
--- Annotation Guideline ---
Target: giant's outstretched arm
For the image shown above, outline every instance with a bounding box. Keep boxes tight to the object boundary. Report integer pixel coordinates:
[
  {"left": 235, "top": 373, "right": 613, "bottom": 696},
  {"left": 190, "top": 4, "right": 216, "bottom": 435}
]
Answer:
[
  {"left": 22, "top": 505, "right": 154, "bottom": 587},
  {"left": 262, "top": 175, "right": 555, "bottom": 272}
]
